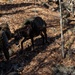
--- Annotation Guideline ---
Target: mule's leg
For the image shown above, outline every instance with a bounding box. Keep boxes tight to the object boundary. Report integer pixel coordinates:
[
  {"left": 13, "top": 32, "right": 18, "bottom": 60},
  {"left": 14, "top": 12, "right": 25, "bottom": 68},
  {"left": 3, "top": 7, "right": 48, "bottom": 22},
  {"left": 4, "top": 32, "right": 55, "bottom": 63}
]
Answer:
[
  {"left": 43, "top": 28, "right": 49, "bottom": 44},
  {"left": 3, "top": 47, "right": 9, "bottom": 61},
  {"left": 31, "top": 37, "right": 34, "bottom": 51},
  {"left": 41, "top": 33, "right": 45, "bottom": 45},
  {"left": 21, "top": 38, "right": 26, "bottom": 50}
]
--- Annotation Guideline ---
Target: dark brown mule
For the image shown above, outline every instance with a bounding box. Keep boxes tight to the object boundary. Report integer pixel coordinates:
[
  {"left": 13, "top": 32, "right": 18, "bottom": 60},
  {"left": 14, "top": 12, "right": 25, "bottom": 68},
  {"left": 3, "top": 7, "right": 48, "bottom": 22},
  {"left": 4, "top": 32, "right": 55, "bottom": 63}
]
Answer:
[{"left": 14, "top": 16, "right": 48, "bottom": 50}]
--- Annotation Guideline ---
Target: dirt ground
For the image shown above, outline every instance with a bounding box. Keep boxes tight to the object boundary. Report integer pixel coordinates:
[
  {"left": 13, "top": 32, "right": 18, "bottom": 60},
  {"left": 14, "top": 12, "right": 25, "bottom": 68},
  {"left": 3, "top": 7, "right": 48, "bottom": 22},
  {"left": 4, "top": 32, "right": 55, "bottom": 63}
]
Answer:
[{"left": 0, "top": 0, "right": 75, "bottom": 75}]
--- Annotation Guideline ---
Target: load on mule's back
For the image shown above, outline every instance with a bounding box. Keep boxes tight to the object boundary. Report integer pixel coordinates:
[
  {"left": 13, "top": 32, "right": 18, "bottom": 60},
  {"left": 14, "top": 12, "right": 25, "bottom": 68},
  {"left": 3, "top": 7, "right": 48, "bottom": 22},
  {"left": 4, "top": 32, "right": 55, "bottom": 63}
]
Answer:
[
  {"left": 0, "top": 27, "right": 9, "bottom": 60},
  {"left": 14, "top": 16, "right": 48, "bottom": 50}
]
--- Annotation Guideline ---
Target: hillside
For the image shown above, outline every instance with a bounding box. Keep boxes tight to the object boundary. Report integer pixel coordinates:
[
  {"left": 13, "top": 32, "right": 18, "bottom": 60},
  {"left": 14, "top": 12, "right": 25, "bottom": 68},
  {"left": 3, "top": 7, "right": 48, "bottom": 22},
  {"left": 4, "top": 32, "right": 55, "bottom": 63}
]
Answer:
[{"left": 0, "top": 0, "right": 75, "bottom": 75}]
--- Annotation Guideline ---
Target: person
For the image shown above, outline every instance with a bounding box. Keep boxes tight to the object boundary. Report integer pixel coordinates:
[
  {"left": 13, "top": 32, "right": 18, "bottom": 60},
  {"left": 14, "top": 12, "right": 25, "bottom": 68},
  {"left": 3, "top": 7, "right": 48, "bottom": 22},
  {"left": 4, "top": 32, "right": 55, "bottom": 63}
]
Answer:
[{"left": 0, "top": 27, "right": 9, "bottom": 61}]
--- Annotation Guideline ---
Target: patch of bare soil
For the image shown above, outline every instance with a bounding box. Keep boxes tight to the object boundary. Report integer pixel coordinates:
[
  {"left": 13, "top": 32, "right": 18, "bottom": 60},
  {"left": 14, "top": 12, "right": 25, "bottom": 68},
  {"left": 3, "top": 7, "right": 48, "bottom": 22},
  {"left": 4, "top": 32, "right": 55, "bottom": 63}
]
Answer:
[{"left": 0, "top": 0, "right": 75, "bottom": 75}]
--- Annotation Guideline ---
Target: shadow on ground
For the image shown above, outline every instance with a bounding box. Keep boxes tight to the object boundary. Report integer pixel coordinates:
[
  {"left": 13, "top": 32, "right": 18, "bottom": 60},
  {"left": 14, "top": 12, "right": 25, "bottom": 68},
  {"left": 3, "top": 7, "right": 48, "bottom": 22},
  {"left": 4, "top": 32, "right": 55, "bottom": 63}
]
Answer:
[
  {"left": 0, "top": 3, "right": 34, "bottom": 11},
  {"left": 0, "top": 22, "right": 75, "bottom": 75}
]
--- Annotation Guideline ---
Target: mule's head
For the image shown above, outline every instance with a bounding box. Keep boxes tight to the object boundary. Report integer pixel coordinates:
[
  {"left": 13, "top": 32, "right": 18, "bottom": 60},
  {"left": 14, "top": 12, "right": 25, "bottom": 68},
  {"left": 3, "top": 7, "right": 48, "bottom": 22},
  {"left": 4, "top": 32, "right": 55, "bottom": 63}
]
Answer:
[{"left": 0, "top": 23, "right": 12, "bottom": 40}]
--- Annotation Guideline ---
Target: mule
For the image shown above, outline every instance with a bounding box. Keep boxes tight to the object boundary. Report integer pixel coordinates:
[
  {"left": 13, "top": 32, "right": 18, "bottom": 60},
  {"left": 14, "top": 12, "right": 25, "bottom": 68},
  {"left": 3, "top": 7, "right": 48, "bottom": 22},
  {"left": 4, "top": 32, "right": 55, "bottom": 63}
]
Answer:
[
  {"left": 0, "top": 29, "right": 9, "bottom": 60},
  {"left": 14, "top": 16, "right": 48, "bottom": 50}
]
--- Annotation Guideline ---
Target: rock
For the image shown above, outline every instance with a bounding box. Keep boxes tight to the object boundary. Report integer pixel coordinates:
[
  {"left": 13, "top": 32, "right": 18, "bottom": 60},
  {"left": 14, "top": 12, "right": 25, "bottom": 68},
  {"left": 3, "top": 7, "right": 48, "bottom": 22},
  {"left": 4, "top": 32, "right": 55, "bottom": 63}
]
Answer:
[
  {"left": 12, "top": 64, "right": 20, "bottom": 71},
  {"left": 56, "top": 72, "right": 63, "bottom": 75},
  {"left": 72, "top": 71, "right": 75, "bottom": 75},
  {"left": 17, "top": 67, "right": 23, "bottom": 72},
  {"left": 12, "top": 63, "right": 24, "bottom": 72},
  {"left": 8, "top": 49, "right": 14, "bottom": 56},
  {"left": 52, "top": 64, "right": 75, "bottom": 75}
]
